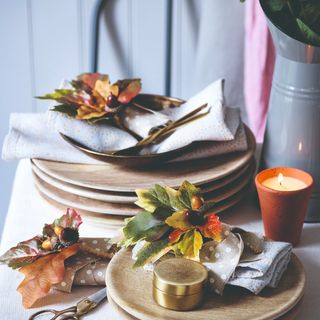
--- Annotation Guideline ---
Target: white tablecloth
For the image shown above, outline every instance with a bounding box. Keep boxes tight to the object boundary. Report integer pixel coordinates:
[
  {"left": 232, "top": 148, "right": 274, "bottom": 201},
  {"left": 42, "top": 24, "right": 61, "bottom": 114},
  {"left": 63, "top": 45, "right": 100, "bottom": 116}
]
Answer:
[{"left": 0, "top": 159, "right": 319, "bottom": 319}]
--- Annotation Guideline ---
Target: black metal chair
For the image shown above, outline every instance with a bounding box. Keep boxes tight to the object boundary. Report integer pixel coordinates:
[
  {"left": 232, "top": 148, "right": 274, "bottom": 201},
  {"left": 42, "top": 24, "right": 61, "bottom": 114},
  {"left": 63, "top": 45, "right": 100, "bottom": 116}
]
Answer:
[{"left": 90, "top": 0, "right": 173, "bottom": 96}]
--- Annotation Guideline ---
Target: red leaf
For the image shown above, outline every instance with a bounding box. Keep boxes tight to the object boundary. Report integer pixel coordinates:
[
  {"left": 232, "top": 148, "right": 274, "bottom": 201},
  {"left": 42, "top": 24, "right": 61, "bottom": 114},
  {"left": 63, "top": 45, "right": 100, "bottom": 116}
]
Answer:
[{"left": 115, "top": 79, "right": 141, "bottom": 104}]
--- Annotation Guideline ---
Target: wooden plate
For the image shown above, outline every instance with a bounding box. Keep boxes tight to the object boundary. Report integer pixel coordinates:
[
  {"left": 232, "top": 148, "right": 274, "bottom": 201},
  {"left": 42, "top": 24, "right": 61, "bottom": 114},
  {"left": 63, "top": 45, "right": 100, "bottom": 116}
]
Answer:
[
  {"left": 106, "top": 248, "right": 305, "bottom": 320},
  {"left": 32, "top": 170, "right": 252, "bottom": 216},
  {"left": 107, "top": 294, "right": 303, "bottom": 320},
  {"left": 36, "top": 191, "right": 126, "bottom": 228},
  {"left": 32, "top": 128, "right": 255, "bottom": 193},
  {"left": 31, "top": 159, "right": 255, "bottom": 203},
  {"left": 31, "top": 162, "right": 137, "bottom": 204},
  {"left": 33, "top": 173, "right": 139, "bottom": 216}
]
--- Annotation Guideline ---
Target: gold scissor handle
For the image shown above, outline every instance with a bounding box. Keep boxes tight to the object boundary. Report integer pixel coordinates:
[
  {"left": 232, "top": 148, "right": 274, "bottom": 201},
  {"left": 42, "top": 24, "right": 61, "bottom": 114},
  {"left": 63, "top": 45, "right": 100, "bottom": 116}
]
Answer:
[
  {"left": 29, "top": 306, "right": 77, "bottom": 320},
  {"left": 75, "top": 298, "right": 98, "bottom": 317}
]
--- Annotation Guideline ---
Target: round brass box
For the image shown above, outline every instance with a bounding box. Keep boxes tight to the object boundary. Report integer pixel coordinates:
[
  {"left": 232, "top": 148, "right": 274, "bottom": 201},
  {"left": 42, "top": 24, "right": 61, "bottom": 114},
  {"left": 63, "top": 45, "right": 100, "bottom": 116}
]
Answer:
[{"left": 153, "top": 258, "right": 208, "bottom": 311}]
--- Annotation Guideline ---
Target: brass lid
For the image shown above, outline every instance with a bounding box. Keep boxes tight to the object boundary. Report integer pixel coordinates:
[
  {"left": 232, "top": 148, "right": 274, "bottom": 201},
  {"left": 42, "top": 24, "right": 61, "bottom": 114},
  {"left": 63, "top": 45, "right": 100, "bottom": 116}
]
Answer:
[{"left": 153, "top": 258, "right": 208, "bottom": 296}]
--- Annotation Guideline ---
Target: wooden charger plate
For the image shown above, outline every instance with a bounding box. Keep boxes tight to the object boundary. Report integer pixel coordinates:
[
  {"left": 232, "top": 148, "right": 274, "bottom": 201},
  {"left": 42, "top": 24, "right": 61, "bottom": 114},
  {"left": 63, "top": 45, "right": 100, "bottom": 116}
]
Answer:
[
  {"left": 32, "top": 169, "right": 252, "bottom": 216},
  {"left": 31, "top": 126, "right": 255, "bottom": 193},
  {"left": 107, "top": 294, "right": 302, "bottom": 320},
  {"left": 106, "top": 248, "right": 305, "bottom": 320},
  {"left": 31, "top": 159, "right": 255, "bottom": 204}
]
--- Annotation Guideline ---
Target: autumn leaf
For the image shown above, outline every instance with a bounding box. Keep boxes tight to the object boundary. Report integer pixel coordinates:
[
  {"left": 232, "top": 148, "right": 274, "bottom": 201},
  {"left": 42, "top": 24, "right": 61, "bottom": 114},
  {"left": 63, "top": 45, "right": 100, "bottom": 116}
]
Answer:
[
  {"left": 177, "top": 229, "right": 203, "bottom": 258},
  {"left": 17, "top": 244, "right": 80, "bottom": 308},
  {"left": 165, "top": 210, "right": 192, "bottom": 231},
  {"left": 135, "top": 184, "right": 184, "bottom": 213},
  {"left": 133, "top": 238, "right": 170, "bottom": 268},
  {"left": 178, "top": 181, "right": 201, "bottom": 210},
  {"left": 120, "top": 211, "right": 170, "bottom": 247},
  {"left": 0, "top": 236, "right": 51, "bottom": 269},
  {"left": 43, "top": 208, "right": 82, "bottom": 238},
  {"left": 115, "top": 79, "right": 141, "bottom": 104},
  {"left": 198, "top": 214, "right": 222, "bottom": 241}
]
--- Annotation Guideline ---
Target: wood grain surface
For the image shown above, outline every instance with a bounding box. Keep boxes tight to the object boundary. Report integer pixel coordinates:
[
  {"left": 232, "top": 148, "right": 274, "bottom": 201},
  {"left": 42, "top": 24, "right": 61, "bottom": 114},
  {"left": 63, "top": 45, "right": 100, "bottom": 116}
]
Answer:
[
  {"left": 31, "top": 159, "right": 255, "bottom": 201},
  {"left": 32, "top": 127, "right": 255, "bottom": 192},
  {"left": 32, "top": 171, "right": 251, "bottom": 216},
  {"left": 106, "top": 248, "right": 305, "bottom": 320}
]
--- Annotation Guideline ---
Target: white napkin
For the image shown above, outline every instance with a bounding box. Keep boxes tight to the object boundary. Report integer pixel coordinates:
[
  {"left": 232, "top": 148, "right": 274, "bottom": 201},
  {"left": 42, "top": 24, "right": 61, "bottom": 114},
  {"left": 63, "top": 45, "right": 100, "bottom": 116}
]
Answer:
[{"left": 2, "top": 79, "right": 248, "bottom": 164}]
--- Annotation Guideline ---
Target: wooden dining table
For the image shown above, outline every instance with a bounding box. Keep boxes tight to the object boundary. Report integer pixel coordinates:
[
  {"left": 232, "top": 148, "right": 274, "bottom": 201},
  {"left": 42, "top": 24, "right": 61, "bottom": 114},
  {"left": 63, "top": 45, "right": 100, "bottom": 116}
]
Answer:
[{"left": 0, "top": 159, "right": 319, "bottom": 319}]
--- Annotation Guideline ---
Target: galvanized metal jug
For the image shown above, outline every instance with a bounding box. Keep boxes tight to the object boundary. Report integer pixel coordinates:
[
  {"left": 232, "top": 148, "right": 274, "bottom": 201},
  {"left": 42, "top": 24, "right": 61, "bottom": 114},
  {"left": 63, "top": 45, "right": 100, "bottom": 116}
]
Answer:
[{"left": 260, "top": 13, "right": 320, "bottom": 222}]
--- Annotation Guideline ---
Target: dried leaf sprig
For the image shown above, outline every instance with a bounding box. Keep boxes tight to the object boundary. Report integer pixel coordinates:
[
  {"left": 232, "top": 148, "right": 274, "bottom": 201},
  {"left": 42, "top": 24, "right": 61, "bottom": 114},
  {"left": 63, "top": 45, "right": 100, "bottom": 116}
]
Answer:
[
  {"left": 37, "top": 73, "right": 142, "bottom": 122},
  {"left": 0, "top": 209, "right": 83, "bottom": 308},
  {"left": 117, "top": 181, "right": 223, "bottom": 268}
]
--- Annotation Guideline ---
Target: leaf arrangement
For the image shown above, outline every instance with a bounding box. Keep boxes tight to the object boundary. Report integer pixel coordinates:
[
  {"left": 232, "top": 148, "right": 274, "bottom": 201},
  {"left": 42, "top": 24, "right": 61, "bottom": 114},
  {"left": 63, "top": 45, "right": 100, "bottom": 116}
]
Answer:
[
  {"left": 242, "top": 0, "right": 320, "bottom": 46},
  {"left": 37, "top": 73, "right": 142, "bottom": 122},
  {"left": 0, "top": 208, "right": 82, "bottom": 308},
  {"left": 118, "top": 181, "right": 223, "bottom": 268}
]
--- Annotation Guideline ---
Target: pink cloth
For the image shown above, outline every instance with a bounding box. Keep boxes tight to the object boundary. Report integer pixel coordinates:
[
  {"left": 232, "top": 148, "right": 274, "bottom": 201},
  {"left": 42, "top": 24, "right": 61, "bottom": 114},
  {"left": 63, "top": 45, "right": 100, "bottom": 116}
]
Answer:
[{"left": 244, "top": 0, "right": 275, "bottom": 143}]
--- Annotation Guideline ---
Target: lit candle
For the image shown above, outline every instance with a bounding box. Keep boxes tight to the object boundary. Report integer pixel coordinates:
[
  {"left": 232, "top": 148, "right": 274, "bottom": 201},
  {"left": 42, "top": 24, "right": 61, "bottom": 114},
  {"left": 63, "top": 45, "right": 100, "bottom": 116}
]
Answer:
[
  {"left": 262, "top": 172, "right": 307, "bottom": 191},
  {"left": 255, "top": 167, "right": 313, "bottom": 246}
]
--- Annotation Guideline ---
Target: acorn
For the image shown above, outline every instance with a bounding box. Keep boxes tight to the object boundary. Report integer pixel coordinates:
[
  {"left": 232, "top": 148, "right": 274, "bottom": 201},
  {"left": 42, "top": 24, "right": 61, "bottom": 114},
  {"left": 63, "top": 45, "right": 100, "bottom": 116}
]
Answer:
[
  {"left": 185, "top": 210, "right": 206, "bottom": 226},
  {"left": 59, "top": 227, "right": 79, "bottom": 245},
  {"left": 191, "top": 195, "right": 203, "bottom": 210},
  {"left": 41, "top": 238, "right": 53, "bottom": 250}
]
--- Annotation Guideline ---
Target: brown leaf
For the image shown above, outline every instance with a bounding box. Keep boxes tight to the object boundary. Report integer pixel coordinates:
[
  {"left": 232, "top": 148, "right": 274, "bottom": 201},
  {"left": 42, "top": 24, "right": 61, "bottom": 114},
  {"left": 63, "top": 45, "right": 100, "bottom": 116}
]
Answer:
[
  {"left": 17, "top": 244, "right": 80, "bottom": 308},
  {"left": 115, "top": 79, "right": 141, "bottom": 104}
]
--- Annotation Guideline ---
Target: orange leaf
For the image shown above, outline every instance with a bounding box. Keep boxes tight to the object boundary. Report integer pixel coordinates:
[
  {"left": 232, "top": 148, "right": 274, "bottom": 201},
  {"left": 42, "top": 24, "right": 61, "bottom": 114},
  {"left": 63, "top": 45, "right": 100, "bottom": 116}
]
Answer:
[{"left": 17, "top": 244, "right": 80, "bottom": 308}]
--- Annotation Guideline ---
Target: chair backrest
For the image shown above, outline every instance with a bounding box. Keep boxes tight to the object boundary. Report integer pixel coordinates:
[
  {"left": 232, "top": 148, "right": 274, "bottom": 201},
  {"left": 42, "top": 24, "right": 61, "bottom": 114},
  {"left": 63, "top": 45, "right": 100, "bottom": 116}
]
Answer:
[{"left": 91, "top": 0, "right": 173, "bottom": 96}]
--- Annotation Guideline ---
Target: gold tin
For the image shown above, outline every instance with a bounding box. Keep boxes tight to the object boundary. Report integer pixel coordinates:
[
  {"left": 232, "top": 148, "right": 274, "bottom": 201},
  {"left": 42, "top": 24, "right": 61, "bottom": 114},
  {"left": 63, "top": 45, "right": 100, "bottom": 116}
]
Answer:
[{"left": 153, "top": 258, "right": 208, "bottom": 311}]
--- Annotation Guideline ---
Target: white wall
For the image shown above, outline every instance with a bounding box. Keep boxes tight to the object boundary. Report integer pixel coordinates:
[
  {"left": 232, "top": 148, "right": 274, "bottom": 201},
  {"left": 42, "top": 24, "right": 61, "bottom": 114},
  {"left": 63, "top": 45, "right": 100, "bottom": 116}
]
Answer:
[{"left": 0, "top": 0, "right": 245, "bottom": 235}]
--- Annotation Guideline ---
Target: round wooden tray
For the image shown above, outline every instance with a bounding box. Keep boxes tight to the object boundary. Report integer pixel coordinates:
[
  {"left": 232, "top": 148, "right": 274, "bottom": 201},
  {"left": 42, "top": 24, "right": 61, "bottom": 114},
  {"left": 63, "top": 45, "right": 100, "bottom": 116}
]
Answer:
[
  {"left": 32, "top": 127, "right": 255, "bottom": 193},
  {"left": 106, "top": 248, "right": 305, "bottom": 320},
  {"left": 32, "top": 170, "right": 252, "bottom": 216}
]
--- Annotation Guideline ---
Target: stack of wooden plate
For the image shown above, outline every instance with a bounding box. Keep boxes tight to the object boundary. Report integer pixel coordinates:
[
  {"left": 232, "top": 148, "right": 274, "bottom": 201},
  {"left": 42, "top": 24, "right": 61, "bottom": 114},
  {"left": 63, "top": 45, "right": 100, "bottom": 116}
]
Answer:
[{"left": 31, "top": 127, "right": 256, "bottom": 231}]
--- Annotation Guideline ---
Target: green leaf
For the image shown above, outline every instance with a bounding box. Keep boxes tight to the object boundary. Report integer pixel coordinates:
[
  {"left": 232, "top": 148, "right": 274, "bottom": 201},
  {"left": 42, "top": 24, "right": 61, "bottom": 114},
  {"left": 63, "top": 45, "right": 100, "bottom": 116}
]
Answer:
[
  {"left": 51, "top": 105, "right": 78, "bottom": 117},
  {"left": 122, "top": 211, "right": 168, "bottom": 246},
  {"left": 296, "top": 18, "right": 320, "bottom": 45},
  {"left": 267, "top": 0, "right": 288, "bottom": 11},
  {"left": 133, "top": 238, "right": 170, "bottom": 268},
  {"left": 177, "top": 229, "right": 203, "bottom": 258},
  {"left": 135, "top": 184, "right": 184, "bottom": 213},
  {"left": 36, "top": 89, "right": 75, "bottom": 101},
  {"left": 165, "top": 210, "right": 192, "bottom": 231},
  {"left": 178, "top": 181, "right": 201, "bottom": 210},
  {"left": 152, "top": 207, "right": 175, "bottom": 220}
]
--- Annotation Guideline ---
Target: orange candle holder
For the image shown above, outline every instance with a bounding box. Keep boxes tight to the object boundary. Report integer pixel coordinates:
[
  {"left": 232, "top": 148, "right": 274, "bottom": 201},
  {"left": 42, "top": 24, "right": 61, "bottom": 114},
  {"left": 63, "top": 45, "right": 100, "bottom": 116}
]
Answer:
[{"left": 255, "top": 167, "right": 313, "bottom": 246}]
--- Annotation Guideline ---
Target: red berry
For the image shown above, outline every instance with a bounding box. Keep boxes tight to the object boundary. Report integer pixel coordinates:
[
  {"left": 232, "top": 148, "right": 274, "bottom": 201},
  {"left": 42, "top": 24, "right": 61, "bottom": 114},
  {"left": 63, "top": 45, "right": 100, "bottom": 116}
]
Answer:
[{"left": 106, "top": 94, "right": 120, "bottom": 109}]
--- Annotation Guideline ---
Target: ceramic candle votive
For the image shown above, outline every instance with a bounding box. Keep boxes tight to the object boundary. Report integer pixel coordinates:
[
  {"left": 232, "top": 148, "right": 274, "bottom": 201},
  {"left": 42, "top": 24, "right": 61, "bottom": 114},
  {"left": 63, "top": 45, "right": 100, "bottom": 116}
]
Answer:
[{"left": 255, "top": 167, "right": 313, "bottom": 246}]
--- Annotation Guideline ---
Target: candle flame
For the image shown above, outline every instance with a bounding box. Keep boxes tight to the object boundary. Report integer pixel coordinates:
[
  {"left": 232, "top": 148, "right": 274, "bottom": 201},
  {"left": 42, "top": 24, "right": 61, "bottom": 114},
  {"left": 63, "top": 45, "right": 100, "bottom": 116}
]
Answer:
[
  {"left": 298, "top": 142, "right": 302, "bottom": 152},
  {"left": 278, "top": 173, "right": 284, "bottom": 185}
]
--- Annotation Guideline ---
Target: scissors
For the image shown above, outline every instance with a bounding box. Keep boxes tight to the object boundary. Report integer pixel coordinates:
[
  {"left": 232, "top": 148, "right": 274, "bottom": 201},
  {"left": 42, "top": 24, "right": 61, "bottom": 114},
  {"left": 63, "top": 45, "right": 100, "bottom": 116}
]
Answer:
[{"left": 29, "top": 288, "right": 107, "bottom": 320}]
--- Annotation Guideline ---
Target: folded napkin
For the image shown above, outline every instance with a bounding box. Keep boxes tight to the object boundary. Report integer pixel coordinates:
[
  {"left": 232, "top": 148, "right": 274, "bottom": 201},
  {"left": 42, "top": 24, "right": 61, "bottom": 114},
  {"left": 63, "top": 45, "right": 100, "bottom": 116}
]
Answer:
[
  {"left": 2, "top": 79, "right": 248, "bottom": 164},
  {"left": 53, "top": 237, "right": 115, "bottom": 293},
  {"left": 132, "top": 226, "right": 292, "bottom": 296}
]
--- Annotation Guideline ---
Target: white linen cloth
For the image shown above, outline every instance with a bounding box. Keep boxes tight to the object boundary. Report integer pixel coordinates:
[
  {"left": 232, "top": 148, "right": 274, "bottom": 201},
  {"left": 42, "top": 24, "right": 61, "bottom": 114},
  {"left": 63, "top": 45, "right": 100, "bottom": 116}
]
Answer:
[{"left": 2, "top": 79, "right": 248, "bottom": 164}]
